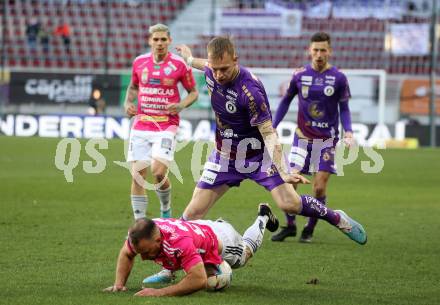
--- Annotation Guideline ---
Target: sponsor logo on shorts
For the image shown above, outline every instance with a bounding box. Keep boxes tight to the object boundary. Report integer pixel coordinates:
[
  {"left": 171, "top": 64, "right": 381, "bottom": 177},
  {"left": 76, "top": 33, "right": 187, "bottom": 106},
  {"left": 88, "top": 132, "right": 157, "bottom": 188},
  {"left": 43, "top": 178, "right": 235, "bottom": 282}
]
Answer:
[{"left": 200, "top": 170, "right": 217, "bottom": 185}]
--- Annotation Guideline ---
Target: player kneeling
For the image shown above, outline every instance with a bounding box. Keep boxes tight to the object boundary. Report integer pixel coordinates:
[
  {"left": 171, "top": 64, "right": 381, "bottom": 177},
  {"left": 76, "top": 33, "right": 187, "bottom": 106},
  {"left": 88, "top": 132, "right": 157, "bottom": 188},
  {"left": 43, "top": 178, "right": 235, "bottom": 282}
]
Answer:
[{"left": 103, "top": 203, "right": 279, "bottom": 296}]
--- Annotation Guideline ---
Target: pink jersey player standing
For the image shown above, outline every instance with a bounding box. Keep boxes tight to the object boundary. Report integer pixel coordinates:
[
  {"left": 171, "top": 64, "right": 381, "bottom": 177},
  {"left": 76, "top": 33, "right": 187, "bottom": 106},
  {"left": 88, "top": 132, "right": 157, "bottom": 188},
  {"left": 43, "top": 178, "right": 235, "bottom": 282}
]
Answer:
[{"left": 123, "top": 23, "right": 198, "bottom": 222}]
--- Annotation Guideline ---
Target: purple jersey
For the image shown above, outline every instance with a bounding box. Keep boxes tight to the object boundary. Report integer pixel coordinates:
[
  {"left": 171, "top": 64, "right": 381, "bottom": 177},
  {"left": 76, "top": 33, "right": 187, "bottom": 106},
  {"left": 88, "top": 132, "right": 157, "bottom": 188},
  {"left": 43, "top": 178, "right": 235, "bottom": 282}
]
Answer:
[
  {"left": 205, "top": 66, "right": 272, "bottom": 159},
  {"left": 288, "top": 64, "right": 351, "bottom": 139}
]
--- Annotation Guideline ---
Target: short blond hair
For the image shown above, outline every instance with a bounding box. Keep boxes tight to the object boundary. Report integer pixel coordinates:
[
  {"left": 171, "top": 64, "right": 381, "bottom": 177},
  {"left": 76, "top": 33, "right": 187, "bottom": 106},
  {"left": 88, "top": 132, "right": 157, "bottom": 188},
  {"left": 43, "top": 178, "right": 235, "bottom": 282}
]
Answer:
[
  {"left": 207, "top": 36, "right": 236, "bottom": 60},
  {"left": 149, "top": 23, "right": 170, "bottom": 36}
]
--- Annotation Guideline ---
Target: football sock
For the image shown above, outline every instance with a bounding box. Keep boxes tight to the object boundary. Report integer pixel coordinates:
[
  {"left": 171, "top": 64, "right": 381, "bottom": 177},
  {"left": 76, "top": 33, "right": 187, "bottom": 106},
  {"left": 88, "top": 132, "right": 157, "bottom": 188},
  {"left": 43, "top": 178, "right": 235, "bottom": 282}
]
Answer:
[
  {"left": 286, "top": 213, "right": 296, "bottom": 226},
  {"left": 299, "top": 195, "right": 340, "bottom": 226},
  {"left": 304, "top": 196, "right": 326, "bottom": 230},
  {"left": 156, "top": 186, "right": 171, "bottom": 213},
  {"left": 131, "top": 194, "right": 148, "bottom": 220},
  {"left": 243, "top": 216, "right": 268, "bottom": 255}
]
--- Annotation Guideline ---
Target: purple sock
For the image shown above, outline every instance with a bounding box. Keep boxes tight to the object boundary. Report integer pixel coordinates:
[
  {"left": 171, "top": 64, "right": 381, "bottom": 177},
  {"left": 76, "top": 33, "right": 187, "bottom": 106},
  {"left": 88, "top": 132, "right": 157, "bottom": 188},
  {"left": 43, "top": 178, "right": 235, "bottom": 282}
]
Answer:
[
  {"left": 304, "top": 196, "right": 326, "bottom": 231},
  {"left": 299, "top": 195, "right": 340, "bottom": 227},
  {"left": 285, "top": 213, "right": 296, "bottom": 226}
]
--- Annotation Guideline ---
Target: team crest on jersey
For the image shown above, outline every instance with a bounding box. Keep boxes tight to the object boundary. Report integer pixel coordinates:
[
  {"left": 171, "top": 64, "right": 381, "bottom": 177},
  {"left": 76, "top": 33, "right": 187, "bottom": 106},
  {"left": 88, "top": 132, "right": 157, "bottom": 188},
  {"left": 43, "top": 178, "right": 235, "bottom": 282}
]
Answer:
[
  {"left": 324, "top": 85, "right": 334, "bottom": 96},
  {"left": 164, "top": 67, "right": 172, "bottom": 76},
  {"left": 301, "top": 85, "right": 309, "bottom": 98},
  {"left": 141, "top": 67, "right": 149, "bottom": 84},
  {"left": 226, "top": 100, "right": 237, "bottom": 113}
]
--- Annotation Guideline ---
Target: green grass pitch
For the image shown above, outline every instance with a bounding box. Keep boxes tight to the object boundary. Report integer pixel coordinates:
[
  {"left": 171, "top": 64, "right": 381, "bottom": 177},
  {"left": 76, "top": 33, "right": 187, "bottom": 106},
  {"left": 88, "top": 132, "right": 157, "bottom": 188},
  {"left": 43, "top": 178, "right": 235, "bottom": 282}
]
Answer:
[{"left": 0, "top": 136, "right": 439, "bottom": 305}]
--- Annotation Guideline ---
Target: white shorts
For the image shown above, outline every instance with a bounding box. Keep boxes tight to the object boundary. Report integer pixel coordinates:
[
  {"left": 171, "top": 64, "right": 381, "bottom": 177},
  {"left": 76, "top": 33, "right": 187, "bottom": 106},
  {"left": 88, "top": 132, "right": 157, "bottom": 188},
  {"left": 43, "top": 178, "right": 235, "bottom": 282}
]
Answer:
[
  {"left": 127, "top": 129, "right": 176, "bottom": 162},
  {"left": 194, "top": 220, "right": 247, "bottom": 269}
]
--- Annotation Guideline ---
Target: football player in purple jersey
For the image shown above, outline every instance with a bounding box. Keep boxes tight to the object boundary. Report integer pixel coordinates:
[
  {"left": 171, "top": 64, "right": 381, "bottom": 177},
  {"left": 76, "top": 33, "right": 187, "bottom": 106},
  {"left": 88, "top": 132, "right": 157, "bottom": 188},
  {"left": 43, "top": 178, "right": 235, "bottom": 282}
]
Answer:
[{"left": 271, "top": 32, "right": 355, "bottom": 243}]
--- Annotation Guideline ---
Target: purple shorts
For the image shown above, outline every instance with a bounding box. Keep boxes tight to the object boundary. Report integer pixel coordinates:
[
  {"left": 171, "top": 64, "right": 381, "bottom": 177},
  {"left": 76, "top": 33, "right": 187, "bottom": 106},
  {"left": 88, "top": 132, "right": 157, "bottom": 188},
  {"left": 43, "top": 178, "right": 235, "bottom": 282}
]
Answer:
[
  {"left": 289, "top": 134, "right": 338, "bottom": 175},
  {"left": 197, "top": 150, "right": 285, "bottom": 191}
]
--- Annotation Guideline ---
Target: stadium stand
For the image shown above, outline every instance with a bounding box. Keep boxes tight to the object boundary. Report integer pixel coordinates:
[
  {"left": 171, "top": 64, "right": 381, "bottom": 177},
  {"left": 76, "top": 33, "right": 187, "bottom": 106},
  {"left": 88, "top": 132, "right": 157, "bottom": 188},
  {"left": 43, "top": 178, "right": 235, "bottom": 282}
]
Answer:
[
  {"left": 3, "top": 0, "right": 190, "bottom": 70},
  {"left": 1, "top": 0, "right": 439, "bottom": 74}
]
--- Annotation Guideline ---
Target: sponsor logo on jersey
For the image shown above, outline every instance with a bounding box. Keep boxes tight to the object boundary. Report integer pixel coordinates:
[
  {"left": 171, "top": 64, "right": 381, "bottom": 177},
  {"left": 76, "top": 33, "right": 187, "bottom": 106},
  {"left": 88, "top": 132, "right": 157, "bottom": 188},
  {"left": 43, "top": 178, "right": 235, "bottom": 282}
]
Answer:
[
  {"left": 325, "top": 75, "right": 336, "bottom": 85},
  {"left": 140, "top": 99, "right": 169, "bottom": 106},
  {"left": 141, "top": 67, "right": 149, "bottom": 84},
  {"left": 163, "top": 78, "right": 175, "bottom": 86},
  {"left": 152, "top": 71, "right": 160, "bottom": 76},
  {"left": 139, "top": 115, "right": 169, "bottom": 122},
  {"left": 301, "top": 75, "right": 312, "bottom": 86},
  {"left": 149, "top": 78, "right": 161, "bottom": 85},
  {"left": 226, "top": 89, "right": 238, "bottom": 97},
  {"left": 311, "top": 121, "right": 329, "bottom": 128},
  {"left": 301, "top": 85, "right": 309, "bottom": 98},
  {"left": 204, "top": 162, "right": 221, "bottom": 172},
  {"left": 164, "top": 67, "right": 172, "bottom": 76},
  {"left": 141, "top": 87, "right": 175, "bottom": 96},
  {"left": 220, "top": 128, "right": 236, "bottom": 139},
  {"left": 154, "top": 65, "right": 161, "bottom": 70},
  {"left": 315, "top": 78, "right": 324, "bottom": 86},
  {"left": 324, "top": 85, "right": 334, "bottom": 96}
]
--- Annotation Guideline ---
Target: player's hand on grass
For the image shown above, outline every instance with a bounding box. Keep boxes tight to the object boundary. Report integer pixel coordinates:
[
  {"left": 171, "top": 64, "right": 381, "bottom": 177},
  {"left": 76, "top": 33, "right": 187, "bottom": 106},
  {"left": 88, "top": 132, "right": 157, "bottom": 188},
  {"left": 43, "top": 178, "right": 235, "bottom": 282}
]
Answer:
[
  {"left": 175, "top": 44, "right": 192, "bottom": 61},
  {"left": 124, "top": 102, "right": 137, "bottom": 118},
  {"left": 167, "top": 103, "right": 184, "bottom": 115},
  {"left": 283, "top": 173, "right": 310, "bottom": 185},
  {"left": 343, "top": 131, "right": 354, "bottom": 147},
  {"left": 103, "top": 285, "right": 127, "bottom": 292},
  {"left": 134, "top": 287, "right": 162, "bottom": 297}
]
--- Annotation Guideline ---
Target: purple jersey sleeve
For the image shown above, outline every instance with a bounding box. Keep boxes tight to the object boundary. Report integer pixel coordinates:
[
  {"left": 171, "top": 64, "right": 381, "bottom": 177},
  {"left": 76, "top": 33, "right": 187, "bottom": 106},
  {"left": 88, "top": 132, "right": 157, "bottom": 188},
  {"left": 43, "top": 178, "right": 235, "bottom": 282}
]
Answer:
[
  {"left": 338, "top": 73, "right": 352, "bottom": 132},
  {"left": 242, "top": 82, "right": 272, "bottom": 126},
  {"left": 273, "top": 75, "right": 298, "bottom": 128},
  {"left": 338, "top": 73, "right": 351, "bottom": 102},
  {"left": 339, "top": 102, "right": 352, "bottom": 132}
]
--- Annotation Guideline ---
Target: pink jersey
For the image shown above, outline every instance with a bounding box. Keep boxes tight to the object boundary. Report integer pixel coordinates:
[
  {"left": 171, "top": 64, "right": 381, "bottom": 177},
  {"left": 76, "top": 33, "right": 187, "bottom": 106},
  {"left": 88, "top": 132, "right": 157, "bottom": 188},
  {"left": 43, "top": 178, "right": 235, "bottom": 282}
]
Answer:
[
  {"left": 127, "top": 219, "right": 222, "bottom": 272},
  {"left": 131, "top": 52, "right": 196, "bottom": 132}
]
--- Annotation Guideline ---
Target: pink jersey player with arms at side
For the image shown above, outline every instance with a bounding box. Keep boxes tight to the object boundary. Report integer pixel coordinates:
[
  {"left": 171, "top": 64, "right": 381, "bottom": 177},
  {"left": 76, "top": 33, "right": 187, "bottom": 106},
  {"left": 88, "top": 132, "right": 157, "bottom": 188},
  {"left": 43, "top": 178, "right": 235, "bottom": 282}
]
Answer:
[
  {"left": 103, "top": 203, "right": 280, "bottom": 296},
  {"left": 124, "top": 23, "right": 198, "bottom": 223}
]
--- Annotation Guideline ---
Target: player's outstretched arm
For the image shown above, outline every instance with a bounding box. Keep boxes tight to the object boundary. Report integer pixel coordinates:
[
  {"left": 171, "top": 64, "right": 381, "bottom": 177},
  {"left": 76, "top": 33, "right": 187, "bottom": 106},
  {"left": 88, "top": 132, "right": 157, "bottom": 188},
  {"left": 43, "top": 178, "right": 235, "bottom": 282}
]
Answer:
[
  {"left": 103, "top": 243, "right": 136, "bottom": 293},
  {"left": 134, "top": 262, "right": 207, "bottom": 297},
  {"left": 257, "top": 120, "right": 310, "bottom": 185},
  {"left": 175, "top": 44, "right": 207, "bottom": 71}
]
